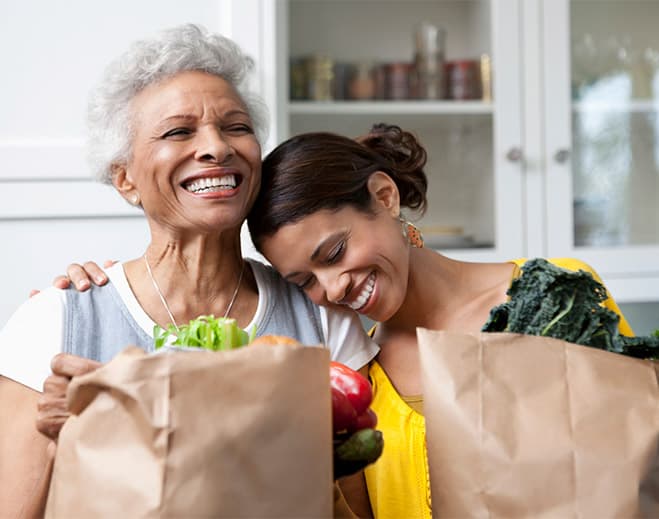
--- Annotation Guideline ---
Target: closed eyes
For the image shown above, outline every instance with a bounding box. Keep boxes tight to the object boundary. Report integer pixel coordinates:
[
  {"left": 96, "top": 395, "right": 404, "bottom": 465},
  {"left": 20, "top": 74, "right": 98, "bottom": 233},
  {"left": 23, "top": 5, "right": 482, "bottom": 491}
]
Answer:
[
  {"left": 326, "top": 240, "right": 345, "bottom": 264},
  {"left": 161, "top": 124, "right": 253, "bottom": 140},
  {"left": 161, "top": 127, "right": 192, "bottom": 139}
]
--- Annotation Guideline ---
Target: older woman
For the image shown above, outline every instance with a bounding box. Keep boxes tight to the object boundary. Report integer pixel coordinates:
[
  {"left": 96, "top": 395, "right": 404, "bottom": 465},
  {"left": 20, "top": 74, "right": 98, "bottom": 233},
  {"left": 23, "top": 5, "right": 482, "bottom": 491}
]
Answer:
[{"left": 0, "top": 24, "right": 377, "bottom": 516}]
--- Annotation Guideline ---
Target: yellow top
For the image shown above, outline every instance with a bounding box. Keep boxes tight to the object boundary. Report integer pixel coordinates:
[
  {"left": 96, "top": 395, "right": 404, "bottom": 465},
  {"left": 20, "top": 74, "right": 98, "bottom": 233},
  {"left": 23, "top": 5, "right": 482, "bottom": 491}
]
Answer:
[
  {"left": 364, "top": 361, "right": 431, "bottom": 519},
  {"left": 364, "top": 257, "right": 633, "bottom": 518}
]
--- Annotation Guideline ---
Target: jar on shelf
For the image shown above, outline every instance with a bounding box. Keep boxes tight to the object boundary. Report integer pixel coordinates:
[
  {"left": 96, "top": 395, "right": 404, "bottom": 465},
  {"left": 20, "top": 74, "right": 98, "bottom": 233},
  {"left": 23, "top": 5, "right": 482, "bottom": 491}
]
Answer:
[
  {"left": 332, "top": 62, "right": 354, "bottom": 100},
  {"left": 445, "top": 59, "right": 481, "bottom": 100},
  {"left": 289, "top": 57, "right": 307, "bottom": 100},
  {"left": 384, "top": 62, "right": 414, "bottom": 100},
  {"left": 348, "top": 62, "right": 376, "bottom": 100},
  {"left": 414, "top": 22, "right": 446, "bottom": 99},
  {"left": 372, "top": 64, "right": 387, "bottom": 100},
  {"left": 306, "top": 55, "right": 334, "bottom": 101},
  {"left": 480, "top": 54, "right": 492, "bottom": 101}
]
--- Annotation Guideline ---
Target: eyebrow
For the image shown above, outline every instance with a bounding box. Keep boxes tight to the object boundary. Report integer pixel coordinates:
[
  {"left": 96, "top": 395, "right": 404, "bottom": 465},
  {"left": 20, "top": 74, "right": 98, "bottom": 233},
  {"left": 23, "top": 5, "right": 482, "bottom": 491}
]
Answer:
[
  {"left": 283, "top": 231, "right": 344, "bottom": 281},
  {"left": 158, "top": 109, "right": 251, "bottom": 125},
  {"left": 155, "top": 114, "right": 196, "bottom": 128}
]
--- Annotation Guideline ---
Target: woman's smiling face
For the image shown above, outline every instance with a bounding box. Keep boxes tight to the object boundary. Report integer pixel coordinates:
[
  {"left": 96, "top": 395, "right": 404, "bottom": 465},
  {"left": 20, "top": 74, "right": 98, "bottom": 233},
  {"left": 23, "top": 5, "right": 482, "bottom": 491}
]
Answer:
[
  {"left": 260, "top": 174, "right": 412, "bottom": 322},
  {"left": 113, "top": 70, "right": 262, "bottom": 235}
]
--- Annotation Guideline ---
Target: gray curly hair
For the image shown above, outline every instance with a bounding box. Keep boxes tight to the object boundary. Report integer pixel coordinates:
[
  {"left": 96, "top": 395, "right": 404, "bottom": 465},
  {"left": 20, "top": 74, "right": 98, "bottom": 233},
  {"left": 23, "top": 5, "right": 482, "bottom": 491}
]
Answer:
[{"left": 87, "top": 23, "right": 269, "bottom": 184}]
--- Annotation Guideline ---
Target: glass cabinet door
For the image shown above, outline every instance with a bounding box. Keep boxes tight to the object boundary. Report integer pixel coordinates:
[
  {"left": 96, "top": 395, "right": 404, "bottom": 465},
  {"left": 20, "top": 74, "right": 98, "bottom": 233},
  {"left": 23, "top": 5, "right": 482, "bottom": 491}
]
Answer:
[
  {"left": 544, "top": 0, "right": 659, "bottom": 281},
  {"left": 276, "top": 0, "right": 525, "bottom": 261}
]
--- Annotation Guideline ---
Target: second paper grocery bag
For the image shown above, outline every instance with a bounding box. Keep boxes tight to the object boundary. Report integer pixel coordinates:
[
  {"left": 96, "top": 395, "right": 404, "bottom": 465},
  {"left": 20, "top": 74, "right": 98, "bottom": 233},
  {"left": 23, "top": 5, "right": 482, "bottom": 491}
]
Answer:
[{"left": 418, "top": 329, "right": 659, "bottom": 519}]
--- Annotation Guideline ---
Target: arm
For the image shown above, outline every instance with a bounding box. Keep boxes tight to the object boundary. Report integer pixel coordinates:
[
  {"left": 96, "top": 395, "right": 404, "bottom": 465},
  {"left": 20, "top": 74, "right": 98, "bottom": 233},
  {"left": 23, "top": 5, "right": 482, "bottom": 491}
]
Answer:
[
  {"left": 1, "top": 355, "right": 99, "bottom": 517},
  {"left": 337, "top": 472, "right": 373, "bottom": 518},
  {"left": 0, "top": 291, "right": 67, "bottom": 516},
  {"left": 0, "top": 376, "right": 52, "bottom": 518}
]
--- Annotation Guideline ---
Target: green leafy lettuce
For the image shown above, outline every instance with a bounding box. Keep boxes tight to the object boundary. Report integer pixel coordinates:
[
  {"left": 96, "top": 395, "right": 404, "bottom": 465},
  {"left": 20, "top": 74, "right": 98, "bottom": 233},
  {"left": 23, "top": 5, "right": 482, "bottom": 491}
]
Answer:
[
  {"left": 154, "top": 315, "right": 256, "bottom": 351},
  {"left": 481, "top": 258, "right": 659, "bottom": 359}
]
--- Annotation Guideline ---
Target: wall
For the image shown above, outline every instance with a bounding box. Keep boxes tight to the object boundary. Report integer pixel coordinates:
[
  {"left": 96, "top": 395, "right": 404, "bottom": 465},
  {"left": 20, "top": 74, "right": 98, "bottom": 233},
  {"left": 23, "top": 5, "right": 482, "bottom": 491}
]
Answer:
[{"left": 0, "top": 0, "right": 268, "bottom": 328}]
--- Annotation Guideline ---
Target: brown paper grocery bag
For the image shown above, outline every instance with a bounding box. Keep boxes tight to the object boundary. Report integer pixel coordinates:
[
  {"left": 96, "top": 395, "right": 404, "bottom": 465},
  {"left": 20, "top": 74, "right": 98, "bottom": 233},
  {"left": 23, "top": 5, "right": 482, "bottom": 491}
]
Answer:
[
  {"left": 45, "top": 344, "right": 333, "bottom": 518},
  {"left": 417, "top": 329, "right": 659, "bottom": 519}
]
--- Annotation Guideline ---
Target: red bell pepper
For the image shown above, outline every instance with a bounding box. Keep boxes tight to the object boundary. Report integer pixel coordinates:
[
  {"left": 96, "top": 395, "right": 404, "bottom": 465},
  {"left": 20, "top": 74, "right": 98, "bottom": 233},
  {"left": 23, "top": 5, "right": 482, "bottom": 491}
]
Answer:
[{"left": 329, "top": 361, "right": 375, "bottom": 433}]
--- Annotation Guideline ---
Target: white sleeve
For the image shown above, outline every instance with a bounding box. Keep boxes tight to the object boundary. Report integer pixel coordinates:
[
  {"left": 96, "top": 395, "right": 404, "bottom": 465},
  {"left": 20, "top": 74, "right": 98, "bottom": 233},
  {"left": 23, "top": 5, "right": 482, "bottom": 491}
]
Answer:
[
  {"left": 0, "top": 288, "right": 65, "bottom": 392},
  {"left": 320, "top": 306, "right": 379, "bottom": 370}
]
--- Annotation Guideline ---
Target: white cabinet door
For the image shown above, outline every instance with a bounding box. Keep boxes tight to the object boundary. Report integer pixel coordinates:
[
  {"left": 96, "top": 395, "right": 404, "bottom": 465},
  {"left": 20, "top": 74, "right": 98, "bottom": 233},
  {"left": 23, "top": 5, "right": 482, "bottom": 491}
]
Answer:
[{"left": 542, "top": 0, "right": 659, "bottom": 301}]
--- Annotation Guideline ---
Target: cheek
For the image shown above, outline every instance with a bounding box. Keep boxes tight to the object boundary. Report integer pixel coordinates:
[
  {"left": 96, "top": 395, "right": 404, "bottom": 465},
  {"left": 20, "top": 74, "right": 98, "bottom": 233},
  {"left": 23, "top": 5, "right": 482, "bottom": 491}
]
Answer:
[
  {"left": 305, "top": 286, "right": 327, "bottom": 306},
  {"left": 149, "top": 146, "right": 180, "bottom": 172},
  {"left": 237, "top": 137, "right": 262, "bottom": 169},
  {"left": 248, "top": 144, "right": 262, "bottom": 168},
  {"left": 131, "top": 146, "right": 177, "bottom": 190}
]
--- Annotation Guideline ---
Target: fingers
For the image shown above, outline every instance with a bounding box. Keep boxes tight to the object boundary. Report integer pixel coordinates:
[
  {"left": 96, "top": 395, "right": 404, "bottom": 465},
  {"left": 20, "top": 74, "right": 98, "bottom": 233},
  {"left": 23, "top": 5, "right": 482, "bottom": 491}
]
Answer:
[
  {"left": 37, "top": 375, "right": 71, "bottom": 440},
  {"left": 54, "top": 261, "right": 109, "bottom": 291},
  {"left": 83, "top": 261, "right": 109, "bottom": 286},
  {"left": 29, "top": 289, "right": 41, "bottom": 298},
  {"left": 38, "top": 355, "right": 102, "bottom": 441},
  {"left": 50, "top": 353, "right": 102, "bottom": 378},
  {"left": 103, "top": 259, "right": 118, "bottom": 269},
  {"left": 52, "top": 275, "right": 71, "bottom": 289},
  {"left": 64, "top": 262, "right": 102, "bottom": 291},
  {"left": 65, "top": 263, "right": 90, "bottom": 290}
]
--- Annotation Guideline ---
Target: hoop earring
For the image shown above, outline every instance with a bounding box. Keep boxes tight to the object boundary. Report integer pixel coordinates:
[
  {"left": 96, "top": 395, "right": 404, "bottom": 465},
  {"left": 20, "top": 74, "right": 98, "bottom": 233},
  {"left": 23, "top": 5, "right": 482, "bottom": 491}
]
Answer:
[{"left": 400, "top": 218, "right": 424, "bottom": 248}]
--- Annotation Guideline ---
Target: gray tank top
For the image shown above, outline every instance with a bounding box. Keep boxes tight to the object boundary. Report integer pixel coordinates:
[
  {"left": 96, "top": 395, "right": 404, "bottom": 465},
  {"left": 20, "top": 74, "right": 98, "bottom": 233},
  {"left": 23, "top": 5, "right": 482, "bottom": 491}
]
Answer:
[{"left": 62, "top": 261, "right": 324, "bottom": 362}]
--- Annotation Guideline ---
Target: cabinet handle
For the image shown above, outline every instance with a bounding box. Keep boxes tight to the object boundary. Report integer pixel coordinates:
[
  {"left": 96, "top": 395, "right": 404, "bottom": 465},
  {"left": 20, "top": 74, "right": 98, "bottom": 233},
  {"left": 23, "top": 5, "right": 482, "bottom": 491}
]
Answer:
[
  {"left": 506, "top": 147, "right": 523, "bottom": 162},
  {"left": 554, "top": 149, "right": 570, "bottom": 163}
]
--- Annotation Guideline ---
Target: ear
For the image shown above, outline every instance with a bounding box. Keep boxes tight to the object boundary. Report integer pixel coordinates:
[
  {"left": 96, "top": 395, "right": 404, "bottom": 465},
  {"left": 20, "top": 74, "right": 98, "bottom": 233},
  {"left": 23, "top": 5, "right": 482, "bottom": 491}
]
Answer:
[
  {"left": 110, "top": 163, "right": 138, "bottom": 204},
  {"left": 366, "top": 171, "right": 400, "bottom": 217}
]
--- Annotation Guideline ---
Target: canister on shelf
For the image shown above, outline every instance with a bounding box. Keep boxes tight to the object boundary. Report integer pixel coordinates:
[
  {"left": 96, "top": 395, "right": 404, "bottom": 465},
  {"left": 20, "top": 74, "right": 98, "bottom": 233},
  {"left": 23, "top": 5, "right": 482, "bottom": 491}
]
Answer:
[
  {"left": 372, "top": 64, "right": 387, "bottom": 100},
  {"left": 384, "top": 62, "right": 413, "bottom": 100},
  {"left": 445, "top": 59, "right": 481, "bottom": 100},
  {"left": 290, "top": 57, "right": 307, "bottom": 100},
  {"left": 348, "top": 62, "right": 376, "bottom": 100},
  {"left": 480, "top": 54, "right": 492, "bottom": 101},
  {"left": 306, "top": 55, "right": 334, "bottom": 101},
  {"left": 414, "top": 22, "right": 446, "bottom": 99},
  {"left": 333, "top": 62, "right": 354, "bottom": 100}
]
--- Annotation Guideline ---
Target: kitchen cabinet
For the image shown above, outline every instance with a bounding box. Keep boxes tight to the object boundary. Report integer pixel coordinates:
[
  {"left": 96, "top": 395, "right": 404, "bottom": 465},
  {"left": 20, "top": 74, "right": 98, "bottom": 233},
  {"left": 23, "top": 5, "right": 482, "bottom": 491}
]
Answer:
[{"left": 248, "top": 0, "right": 659, "bottom": 303}]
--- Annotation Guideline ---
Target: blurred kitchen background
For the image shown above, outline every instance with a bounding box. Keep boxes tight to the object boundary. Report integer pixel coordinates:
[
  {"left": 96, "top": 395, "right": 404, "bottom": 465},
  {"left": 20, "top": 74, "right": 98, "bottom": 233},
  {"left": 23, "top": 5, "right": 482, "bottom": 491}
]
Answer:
[{"left": 1, "top": 0, "right": 658, "bottom": 333}]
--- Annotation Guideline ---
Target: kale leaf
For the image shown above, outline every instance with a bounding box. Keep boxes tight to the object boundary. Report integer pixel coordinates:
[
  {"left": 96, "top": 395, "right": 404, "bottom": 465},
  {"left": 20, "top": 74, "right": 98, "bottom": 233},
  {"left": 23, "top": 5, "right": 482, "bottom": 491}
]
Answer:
[{"left": 481, "top": 258, "right": 659, "bottom": 359}]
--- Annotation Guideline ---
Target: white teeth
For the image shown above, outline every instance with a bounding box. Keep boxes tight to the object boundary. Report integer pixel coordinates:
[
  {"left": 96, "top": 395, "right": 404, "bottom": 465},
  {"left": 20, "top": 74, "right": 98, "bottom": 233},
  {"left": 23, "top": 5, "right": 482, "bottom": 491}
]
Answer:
[
  {"left": 348, "top": 273, "right": 375, "bottom": 311},
  {"left": 185, "top": 175, "right": 237, "bottom": 193}
]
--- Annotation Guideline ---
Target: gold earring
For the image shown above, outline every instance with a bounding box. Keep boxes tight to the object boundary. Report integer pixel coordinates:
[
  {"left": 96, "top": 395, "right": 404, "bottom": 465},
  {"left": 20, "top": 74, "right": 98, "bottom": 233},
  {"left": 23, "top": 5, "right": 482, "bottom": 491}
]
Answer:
[{"left": 400, "top": 218, "right": 424, "bottom": 248}]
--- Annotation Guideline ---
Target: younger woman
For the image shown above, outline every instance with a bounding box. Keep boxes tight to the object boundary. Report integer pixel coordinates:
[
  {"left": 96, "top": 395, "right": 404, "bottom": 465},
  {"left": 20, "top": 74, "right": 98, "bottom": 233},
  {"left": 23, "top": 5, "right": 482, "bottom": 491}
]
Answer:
[{"left": 247, "top": 123, "right": 633, "bottom": 518}]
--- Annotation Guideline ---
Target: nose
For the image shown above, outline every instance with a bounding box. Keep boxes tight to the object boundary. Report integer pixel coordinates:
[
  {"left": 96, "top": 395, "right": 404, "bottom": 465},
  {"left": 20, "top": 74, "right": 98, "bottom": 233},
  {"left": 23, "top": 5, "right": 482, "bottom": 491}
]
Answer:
[
  {"left": 194, "top": 127, "right": 233, "bottom": 163},
  {"left": 321, "top": 270, "right": 351, "bottom": 305}
]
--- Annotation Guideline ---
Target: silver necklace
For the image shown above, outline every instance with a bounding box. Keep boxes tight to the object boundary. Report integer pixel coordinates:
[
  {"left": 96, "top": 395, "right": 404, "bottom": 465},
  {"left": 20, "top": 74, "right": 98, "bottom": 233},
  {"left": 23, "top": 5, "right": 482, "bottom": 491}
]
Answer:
[{"left": 143, "top": 255, "right": 245, "bottom": 331}]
